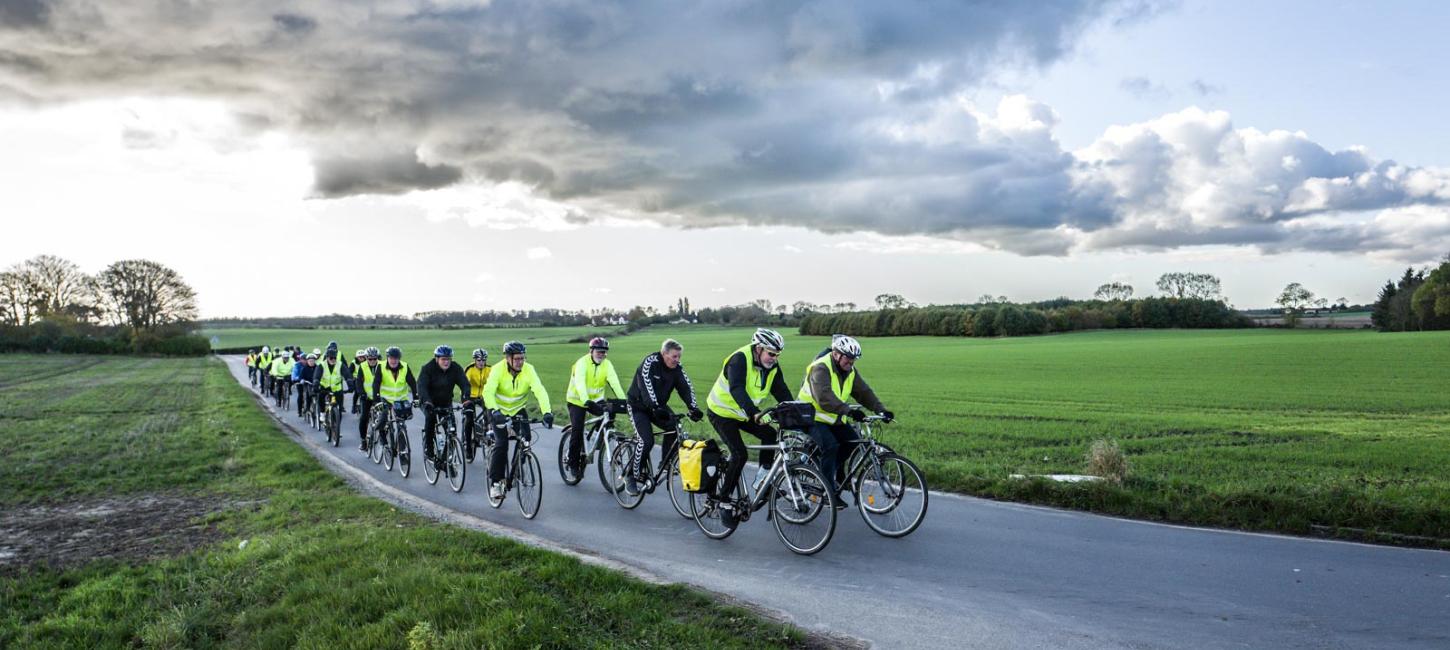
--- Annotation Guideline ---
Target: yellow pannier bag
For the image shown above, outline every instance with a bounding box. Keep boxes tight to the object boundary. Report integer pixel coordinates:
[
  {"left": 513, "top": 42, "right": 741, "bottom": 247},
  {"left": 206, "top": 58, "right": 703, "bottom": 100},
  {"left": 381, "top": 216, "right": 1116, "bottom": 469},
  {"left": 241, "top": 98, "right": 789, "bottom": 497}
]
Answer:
[{"left": 679, "top": 439, "right": 722, "bottom": 493}]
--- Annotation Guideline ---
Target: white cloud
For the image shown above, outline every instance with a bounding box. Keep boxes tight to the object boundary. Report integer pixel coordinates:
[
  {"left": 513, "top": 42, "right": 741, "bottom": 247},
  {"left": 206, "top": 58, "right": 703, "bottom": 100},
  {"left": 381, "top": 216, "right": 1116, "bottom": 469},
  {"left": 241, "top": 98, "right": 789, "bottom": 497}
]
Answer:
[
  {"left": 782, "top": 244, "right": 803, "bottom": 253},
  {"left": 526, "top": 246, "right": 552, "bottom": 260}
]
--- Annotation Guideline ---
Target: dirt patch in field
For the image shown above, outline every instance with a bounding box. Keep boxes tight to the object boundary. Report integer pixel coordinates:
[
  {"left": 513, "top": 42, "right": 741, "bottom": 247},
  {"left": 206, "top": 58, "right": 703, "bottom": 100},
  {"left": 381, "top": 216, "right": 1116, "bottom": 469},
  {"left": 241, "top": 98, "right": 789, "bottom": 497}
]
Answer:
[{"left": 0, "top": 493, "right": 254, "bottom": 575}]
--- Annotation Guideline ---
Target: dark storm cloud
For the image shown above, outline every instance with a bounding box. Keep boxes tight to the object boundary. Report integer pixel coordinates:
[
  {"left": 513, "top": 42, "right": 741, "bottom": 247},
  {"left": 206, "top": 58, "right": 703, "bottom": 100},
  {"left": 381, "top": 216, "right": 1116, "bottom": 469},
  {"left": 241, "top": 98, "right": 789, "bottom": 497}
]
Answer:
[{"left": 0, "top": 0, "right": 1446, "bottom": 258}]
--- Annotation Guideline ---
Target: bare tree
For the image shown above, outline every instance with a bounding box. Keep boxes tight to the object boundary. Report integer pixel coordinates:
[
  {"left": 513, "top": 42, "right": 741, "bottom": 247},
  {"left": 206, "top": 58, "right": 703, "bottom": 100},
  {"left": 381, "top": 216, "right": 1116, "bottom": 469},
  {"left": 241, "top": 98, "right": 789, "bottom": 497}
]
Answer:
[
  {"left": 23, "top": 255, "right": 93, "bottom": 318},
  {"left": 0, "top": 270, "right": 36, "bottom": 326},
  {"left": 875, "top": 293, "right": 909, "bottom": 310},
  {"left": 1093, "top": 282, "right": 1134, "bottom": 301},
  {"left": 1156, "top": 272, "right": 1221, "bottom": 299},
  {"left": 94, "top": 259, "right": 198, "bottom": 330},
  {"left": 1276, "top": 282, "right": 1316, "bottom": 327}
]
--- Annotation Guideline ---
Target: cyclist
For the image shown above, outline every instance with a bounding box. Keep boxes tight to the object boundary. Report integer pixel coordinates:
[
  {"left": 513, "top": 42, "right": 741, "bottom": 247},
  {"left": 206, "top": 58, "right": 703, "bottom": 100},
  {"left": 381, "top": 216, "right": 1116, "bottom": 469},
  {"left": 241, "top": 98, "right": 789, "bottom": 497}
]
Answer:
[
  {"left": 371, "top": 346, "right": 419, "bottom": 431},
  {"left": 415, "top": 345, "right": 472, "bottom": 466},
  {"left": 245, "top": 348, "right": 258, "bottom": 384},
  {"left": 481, "top": 341, "right": 552, "bottom": 500},
  {"left": 797, "top": 335, "right": 893, "bottom": 503},
  {"left": 351, "top": 349, "right": 367, "bottom": 414},
  {"left": 463, "top": 348, "right": 490, "bottom": 440},
  {"left": 705, "top": 328, "right": 792, "bottom": 526},
  {"left": 355, "top": 347, "right": 383, "bottom": 451},
  {"left": 564, "top": 337, "right": 627, "bottom": 479},
  {"left": 257, "top": 346, "right": 273, "bottom": 392},
  {"left": 269, "top": 348, "right": 295, "bottom": 401},
  {"left": 624, "top": 338, "right": 703, "bottom": 495},
  {"left": 296, "top": 352, "right": 320, "bottom": 414},
  {"left": 316, "top": 347, "right": 353, "bottom": 422}
]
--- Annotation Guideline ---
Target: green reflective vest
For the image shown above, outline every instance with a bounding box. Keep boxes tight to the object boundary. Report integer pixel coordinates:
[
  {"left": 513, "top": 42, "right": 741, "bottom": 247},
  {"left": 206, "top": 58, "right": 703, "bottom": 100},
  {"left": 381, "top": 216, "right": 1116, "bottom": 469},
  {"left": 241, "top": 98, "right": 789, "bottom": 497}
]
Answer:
[
  {"left": 318, "top": 360, "right": 346, "bottom": 392},
  {"left": 565, "top": 355, "right": 625, "bottom": 407},
  {"left": 483, "top": 360, "right": 551, "bottom": 416},
  {"left": 796, "top": 355, "right": 856, "bottom": 425},
  {"left": 358, "top": 361, "right": 380, "bottom": 399},
  {"left": 270, "top": 357, "right": 293, "bottom": 378},
  {"left": 378, "top": 362, "right": 411, "bottom": 403},
  {"left": 707, "top": 344, "right": 778, "bottom": 421}
]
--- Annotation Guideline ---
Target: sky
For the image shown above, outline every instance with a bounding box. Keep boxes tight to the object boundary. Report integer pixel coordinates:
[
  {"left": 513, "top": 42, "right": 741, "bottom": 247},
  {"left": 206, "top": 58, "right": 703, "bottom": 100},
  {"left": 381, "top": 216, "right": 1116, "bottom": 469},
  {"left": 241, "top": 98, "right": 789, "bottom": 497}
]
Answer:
[{"left": 3, "top": 0, "right": 1448, "bottom": 317}]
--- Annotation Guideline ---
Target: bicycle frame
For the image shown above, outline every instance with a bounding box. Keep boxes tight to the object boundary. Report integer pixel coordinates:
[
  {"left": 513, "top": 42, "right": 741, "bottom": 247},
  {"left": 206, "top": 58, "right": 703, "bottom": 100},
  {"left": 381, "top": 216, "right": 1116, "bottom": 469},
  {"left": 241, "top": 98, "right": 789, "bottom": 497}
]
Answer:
[{"left": 737, "top": 431, "right": 815, "bottom": 513}]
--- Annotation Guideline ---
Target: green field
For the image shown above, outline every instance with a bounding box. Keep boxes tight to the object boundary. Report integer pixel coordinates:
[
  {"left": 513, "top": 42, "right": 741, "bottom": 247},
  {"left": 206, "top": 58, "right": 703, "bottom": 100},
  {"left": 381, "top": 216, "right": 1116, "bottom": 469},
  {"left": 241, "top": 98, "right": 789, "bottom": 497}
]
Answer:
[
  {"left": 0, "top": 355, "right": 806, "bottom": 648},
  {"left": 206, "top": 325, "right": 1450, "bottom": 543}
]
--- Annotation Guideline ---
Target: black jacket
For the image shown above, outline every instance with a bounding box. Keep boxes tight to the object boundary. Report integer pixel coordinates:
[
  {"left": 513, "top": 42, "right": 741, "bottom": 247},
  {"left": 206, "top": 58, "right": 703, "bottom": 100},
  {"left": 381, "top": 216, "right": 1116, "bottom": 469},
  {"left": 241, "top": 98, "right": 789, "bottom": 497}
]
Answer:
[
  {"left": 415, "top": 358, "right": 470, "bottom": 405},
  {"left": 628, "top": 352, "right": 699, "bottom": 412},
  {"left": 723, "top": 345, "right": 792, "bottom": 420}
]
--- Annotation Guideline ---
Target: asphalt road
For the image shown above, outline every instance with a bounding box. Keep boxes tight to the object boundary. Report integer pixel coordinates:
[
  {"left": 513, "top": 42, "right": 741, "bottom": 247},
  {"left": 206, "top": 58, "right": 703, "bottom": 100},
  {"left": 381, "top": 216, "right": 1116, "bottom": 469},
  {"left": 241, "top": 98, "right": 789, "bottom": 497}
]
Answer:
[{"left": 224, "top": 357, "right": 1450, "bottom": 649}]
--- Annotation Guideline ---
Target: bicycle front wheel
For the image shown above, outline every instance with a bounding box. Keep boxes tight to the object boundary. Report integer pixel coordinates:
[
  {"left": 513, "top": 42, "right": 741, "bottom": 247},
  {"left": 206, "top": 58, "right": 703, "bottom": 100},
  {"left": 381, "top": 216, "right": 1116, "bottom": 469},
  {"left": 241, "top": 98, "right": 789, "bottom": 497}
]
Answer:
[
  {"left": 596, "top": 436, "right": 619, "bottom": 495},
  {"left": 516, "top": 449, "right": 542, "bottom": 519},
  {"left": 423, "top": 432, "right": 441, "bottom": 486},
  {"left": 369, "top": 419, "right": 384, "bottom": 464},
  {"left": 856, "top": 453, "right": 928, "bottom": 538},
  {"left": 447, "top": 435, "right": 466, "bottom": 493},
  {"left": 396, "top": 424, "right": 411, "bottom": 478},
  {"left": 483, "top": 438, "right": 504, "bottom": 509},
  {"left": 770, "top": 464, "right": 836, "bottom": 555},
  {"left": 690, "top": 477, "right": 744, "bottom": 540},
  {"left": 557, "top": 427, "right": 581, "bottom": 485}
]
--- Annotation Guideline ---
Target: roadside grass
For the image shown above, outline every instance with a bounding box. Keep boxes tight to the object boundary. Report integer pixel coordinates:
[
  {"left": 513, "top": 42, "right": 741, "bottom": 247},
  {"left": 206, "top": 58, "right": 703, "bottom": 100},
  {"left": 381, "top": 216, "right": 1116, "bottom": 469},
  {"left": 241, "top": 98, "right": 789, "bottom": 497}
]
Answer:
[
  {"left": 0, "top": 355, "right": 805, "bottom": 648},
  {"left": 203, "top": 326, "right": 1450, "bottom": 544}
]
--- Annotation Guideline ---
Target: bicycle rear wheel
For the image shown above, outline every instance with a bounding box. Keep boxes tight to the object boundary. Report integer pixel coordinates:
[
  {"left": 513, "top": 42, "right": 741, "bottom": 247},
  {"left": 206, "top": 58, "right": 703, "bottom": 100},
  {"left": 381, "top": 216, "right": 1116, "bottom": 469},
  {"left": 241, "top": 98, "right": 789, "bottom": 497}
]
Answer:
[
  {"left": 516, "top": 449, "right": 542, "bottom": 519},
  {"left": 770, "top": 463, "right": 836, "bottom": 555},
  {"left": 611, "top": 445, "right": 645, "bottom": 510},
  {"left": 396, "top": 424, "right": 411, "bottom": 478},
  {"left": 447, "top": 434, "right": 466, "bottom": 493},
  {"left": 856, "top": 452, "right": 928, "bottom": 538},
  {"left": 665, "top": 454, "right": 690, "bottom": 519},
  {"left": 557, "top": 427, "right": 581, "bottom": 485},
  {"left": 369, "top": 418, "right": 384, "bottom": 464},
  {"left": 329, "top": 405, "right": 341, "bottom": 446},
  {"left": 690, "top": 473, "right": 744, "bottom": 540}
]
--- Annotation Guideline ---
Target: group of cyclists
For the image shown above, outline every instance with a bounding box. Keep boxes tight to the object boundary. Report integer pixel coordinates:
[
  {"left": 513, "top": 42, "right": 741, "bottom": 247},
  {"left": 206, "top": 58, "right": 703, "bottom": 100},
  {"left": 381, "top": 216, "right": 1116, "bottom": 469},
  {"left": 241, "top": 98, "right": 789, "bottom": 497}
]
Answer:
[{"left": 244, "top": 328, "right": 895, "bottom": 531}]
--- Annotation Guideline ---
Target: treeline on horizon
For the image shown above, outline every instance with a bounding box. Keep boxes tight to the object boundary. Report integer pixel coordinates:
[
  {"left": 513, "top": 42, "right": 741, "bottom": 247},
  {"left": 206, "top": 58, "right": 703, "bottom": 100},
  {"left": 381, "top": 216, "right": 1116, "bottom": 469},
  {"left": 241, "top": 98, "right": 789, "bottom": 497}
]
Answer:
[{"left": 1370, "top": 255, "right": 1450, "bottom": 332}]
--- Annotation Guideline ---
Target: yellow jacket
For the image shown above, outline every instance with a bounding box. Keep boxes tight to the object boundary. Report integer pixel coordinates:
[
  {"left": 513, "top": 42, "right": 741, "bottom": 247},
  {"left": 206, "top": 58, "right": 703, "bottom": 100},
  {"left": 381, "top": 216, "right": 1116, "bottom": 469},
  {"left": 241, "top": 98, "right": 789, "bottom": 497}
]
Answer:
[
  {"left": 565, "top": 354, "right": 625, "bottom": 407},
  {"left": 482, "top": 360, "right": 550, "bottom": 416},
  {"left": 465, "top": 363, "right": 491, "bottom": 399}
]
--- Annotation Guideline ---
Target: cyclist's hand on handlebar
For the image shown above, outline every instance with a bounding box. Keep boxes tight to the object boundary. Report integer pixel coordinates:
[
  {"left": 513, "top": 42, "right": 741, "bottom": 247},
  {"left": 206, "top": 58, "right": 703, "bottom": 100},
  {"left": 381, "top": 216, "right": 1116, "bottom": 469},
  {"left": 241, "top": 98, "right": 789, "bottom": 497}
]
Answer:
[
  {"left": 879, "top": 410, "right": 894, "bottom": 423},
  {"left": 542, "top": 412, "right": 554, "bottom": 429},
  {"left": 751, "top": 411, "right": 771, "bottom": 425},
  {"left": 847, "top": 408, "right": 867, "bottom": 422}
]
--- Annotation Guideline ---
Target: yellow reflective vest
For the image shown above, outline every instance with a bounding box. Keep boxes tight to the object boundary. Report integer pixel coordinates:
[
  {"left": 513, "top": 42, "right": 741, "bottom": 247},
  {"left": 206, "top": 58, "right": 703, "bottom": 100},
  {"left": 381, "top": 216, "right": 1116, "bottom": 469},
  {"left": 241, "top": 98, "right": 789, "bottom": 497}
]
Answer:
[
  {"left": 357, "top": 361, "right": 380, "bottom": 399},
  {"left": 483, "top": 361, "right": 551, "bottom": 416},
  {"left": 317, "top": 359, "right": 347, "bottom": 392},
  {"left": 707, "top": 344, "right": 779, "bottom": 421},
  {"left": 465, "top": 363, "right": 491, "bottom": 400},
  {"left": 270, "top": 356, "right": 293, "bottom": 378},
  {"left": 378, "top": 362, "right": 412, "bottom": 403},
  {"left": 796, "top": 356, "right": 856, "bottom": 425},
  {"left": 565, "top": 354, "right": 625, "bottom": 407}
]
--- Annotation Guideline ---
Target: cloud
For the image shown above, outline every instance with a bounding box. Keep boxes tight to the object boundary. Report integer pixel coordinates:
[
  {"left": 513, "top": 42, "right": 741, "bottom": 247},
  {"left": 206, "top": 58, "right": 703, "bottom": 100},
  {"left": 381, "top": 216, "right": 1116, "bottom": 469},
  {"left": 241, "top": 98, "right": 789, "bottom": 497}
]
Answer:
[
  {"left": 1189, "top": 78, "right": 1223, "bottom": 96},
  {"left": 1, "top": 1, "right": 1446, "bottom": 261},
  {"left": 526, "top": 246, "right": 552, "bottom": 260},
  {"left": 1120, "top": 76, "right": 1169, "bottom": 99},
  {"left": 782, "top": 244, "right": 803, "bottom": 253}
]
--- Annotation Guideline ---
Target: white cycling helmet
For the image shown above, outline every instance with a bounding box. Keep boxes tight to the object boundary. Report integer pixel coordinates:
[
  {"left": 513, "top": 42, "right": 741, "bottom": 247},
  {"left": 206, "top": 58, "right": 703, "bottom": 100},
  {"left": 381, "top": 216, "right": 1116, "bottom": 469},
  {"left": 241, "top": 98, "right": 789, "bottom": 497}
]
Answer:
[
  {"left": 752, "top": 328, "right": 785, "bottom": 352},
  {"left": 831, "top": 334, "right": 862, "bottom": 359},
  {"left": 261, "top": 346, "right": 270, "bottom": 354},
  {"left": 311, "top": 347, "right": 322, "bottom": 356}
]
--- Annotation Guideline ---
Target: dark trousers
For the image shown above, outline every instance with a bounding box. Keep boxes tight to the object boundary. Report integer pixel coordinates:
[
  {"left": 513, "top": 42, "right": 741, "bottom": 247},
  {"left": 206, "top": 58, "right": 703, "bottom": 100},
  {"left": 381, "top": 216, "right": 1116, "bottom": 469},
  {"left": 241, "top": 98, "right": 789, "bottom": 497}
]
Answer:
[
  {"left": 422, "top": 401, "right": 452, "bottom": 460},
  {"left": 708, "top": 412, "right": 776, "bottom": 499},
  {"left": 358, "top": 396, "right": 377, "bottom": 442},
  {"left": 809, "top": 422, "right": 859, "bottom": 496},
  {"left": 489, "top": 415, "right": 531, "bottom": 484},
  {"left": 628, "top": 403, "right": 678, "bottom": 478},
  {"left": 566, "top": 403, "right": 590, "bottom": 467}
]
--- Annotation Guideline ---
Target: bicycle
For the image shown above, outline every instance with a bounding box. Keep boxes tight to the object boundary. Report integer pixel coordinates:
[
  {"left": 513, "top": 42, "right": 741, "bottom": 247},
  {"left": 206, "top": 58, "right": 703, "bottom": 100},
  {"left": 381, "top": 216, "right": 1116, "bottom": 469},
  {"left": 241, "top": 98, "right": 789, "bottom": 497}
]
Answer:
[
  {"left": 824, "top": 411, "right": 928, "bottom": 538},
  {"left": 689, "top": 403, "right": 837, "bottom": 555},
  {"left": 320, "top": 388, "right": 345, "bottom": 448},
  {"left": 607, "top": 410, "right": 693, "bottom": 518},
  {"left": 556, "top": 398, "right": 630, "bottom": 495},
  {"left": 373, "top": 400, "right": 413, "bottom": 478},
  {"left": 420, "top": 403, "right": 467, "bottom": 493},
  {"left": 296, "top": 380, "right": 316, "bottom": 424},
  {"left": 460, "top": 403, "right": 487, "bottom": 465},
  {"left": 482, "top": 412, "right": 547, "bottom": 519},
  {"left": 273, "top": 377, "right": 291, "bottom": 409}
]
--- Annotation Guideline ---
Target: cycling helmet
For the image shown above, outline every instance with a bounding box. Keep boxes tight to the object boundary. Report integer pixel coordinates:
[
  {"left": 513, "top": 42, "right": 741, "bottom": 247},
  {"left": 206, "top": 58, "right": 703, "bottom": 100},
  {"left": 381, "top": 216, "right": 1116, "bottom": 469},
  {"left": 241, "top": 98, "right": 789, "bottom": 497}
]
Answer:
[
  {"left": 831, "top": 334, "right": 863, "bottom": 359},
  {"left": 385, "top": 346, "right": 402, "bottom": 359},
  {"left": 472, "top": 348, "right": 487, "bottom": 361},
  {"left": 502, "top": 340, "right": 526, "bottom": 355},
  {"left": 248, "top": 348, "right": 256, "bottom": 354},
  {"left": 324, "top": 348, "right": 337, "bottom": 359},
  {"left": 326, "top": 340, "right": 338, "bottom": 351},
  {"left": 752, "top": 328, "right": 785, "bottom": 352},
  {"left": 312, "top": 348, "right": 322, "bottom": 356},
  {"left": 262, "top": 346, "right": 270, "bottom": 354},
  {"left": 434, "top": 345, "right": 453, "bottom": 358},
  {"left": 305, "top": 353, "right": 318, "bottom": 360},
  {"left": 365, "top": 346, "right": 380, "bottom": 359},
  {"left": 588, "top": 336, "right": 609, "bottom": 350},
  {"left": 354, "top": 349, "right": 365, "bottom": 358}
]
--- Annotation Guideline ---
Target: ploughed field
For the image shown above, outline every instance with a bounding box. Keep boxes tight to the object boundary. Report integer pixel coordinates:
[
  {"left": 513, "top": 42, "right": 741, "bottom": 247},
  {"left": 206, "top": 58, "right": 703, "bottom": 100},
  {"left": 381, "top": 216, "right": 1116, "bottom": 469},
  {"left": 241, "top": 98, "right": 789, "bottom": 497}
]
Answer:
[
  {"left": 0, "top": 355, "right": 807, "bottom": 648},
  {"left": 207, "top": 325, "right": 1450, "bottom": 544}
]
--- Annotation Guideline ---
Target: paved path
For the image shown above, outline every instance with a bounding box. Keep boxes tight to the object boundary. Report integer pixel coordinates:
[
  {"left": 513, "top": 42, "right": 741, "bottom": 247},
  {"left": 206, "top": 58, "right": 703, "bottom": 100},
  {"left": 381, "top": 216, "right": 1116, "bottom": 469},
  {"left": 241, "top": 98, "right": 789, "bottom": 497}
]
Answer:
[{"left": 225, "top": 357, "right": 1450, "bottom": 649}]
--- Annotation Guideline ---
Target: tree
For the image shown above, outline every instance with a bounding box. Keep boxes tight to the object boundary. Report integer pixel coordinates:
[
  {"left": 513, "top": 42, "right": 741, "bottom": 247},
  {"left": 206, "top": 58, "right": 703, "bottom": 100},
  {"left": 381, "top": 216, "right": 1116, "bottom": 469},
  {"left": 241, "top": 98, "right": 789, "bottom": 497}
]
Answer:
[
  {"left": 1093, "top": 282, "right": 1134, "bottom": 301},
  {"left": 0, "top": 270, "right": 36, "bottom": 326},
  {"left": 1371, "top": 280, "right": 1398, "bottom": 330},
  {"left": 874, "top": 293, "right": 909, "bottom": 310},
  {"left": 1411, "top": 256, "right": 1450, "bottom": 327},
  {"left": 22, "top": 255, "right": 94, "bottom": 319},
  {"left": 1276, "top": 282, "right": 1315, "bottom": 327},
  {"left": 1156, "top": 272, "right": 1221, "bottom": 300},
  {"left": 94, "top": 259, "right": 198, "bottom": 331}
]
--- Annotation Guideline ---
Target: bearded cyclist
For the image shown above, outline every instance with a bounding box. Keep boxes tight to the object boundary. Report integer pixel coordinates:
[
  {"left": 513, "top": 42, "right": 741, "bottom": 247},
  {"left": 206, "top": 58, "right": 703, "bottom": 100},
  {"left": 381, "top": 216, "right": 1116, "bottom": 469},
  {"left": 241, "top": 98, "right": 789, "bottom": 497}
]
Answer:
[
  {"left": 705, "top": 328, "right": 792, "bottom": 526},
  {"left": 624, "top": 338, "right": 703, "bottom": 495},
  {"left": 371, "top": 346, "right": 419, "bottom": 428},
  {"left": 563, "top": 337, "right": 627, "bottom": 480},
  {"left": 463, "top": 348, "right": 490, "bottom": 441},
  {"left": 797, "top": 335, "right": 893, "bottom": 503},
  {"left": 416, "top": 345, "right": 472, "bottom": 466},
  {"left": 481, "top": 341, "right": 552, "bottom": 500},
  {"left": 355, "top": 347, "right": 383, "bottom": 451}
]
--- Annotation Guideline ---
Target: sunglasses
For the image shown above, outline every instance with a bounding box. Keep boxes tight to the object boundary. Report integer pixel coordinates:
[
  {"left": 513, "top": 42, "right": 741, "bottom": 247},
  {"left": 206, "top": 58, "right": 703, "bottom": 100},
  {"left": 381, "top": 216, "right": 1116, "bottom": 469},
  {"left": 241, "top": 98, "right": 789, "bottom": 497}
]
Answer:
[{"left": 763, "top": 350, "right": 779, "bottom": 358}]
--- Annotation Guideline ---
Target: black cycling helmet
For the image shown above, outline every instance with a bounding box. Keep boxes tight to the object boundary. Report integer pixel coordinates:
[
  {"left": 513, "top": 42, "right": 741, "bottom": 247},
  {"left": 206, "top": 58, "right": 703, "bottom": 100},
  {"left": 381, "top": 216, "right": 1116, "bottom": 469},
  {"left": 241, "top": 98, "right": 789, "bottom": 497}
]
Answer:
[
  {"left": 502, "top": 340, "right": 526, "bottom": 355},
  {"left": 248, "top": 348, "right": 256, "bottom": 353},
  {"left": 324, "top": 348, "right": 337, "bottom": 359},
  {"left": 472, "top": 348, "right": 487, "bottom": 361},
  {"left": 588, "top": 336, "right": 609, "bottom": 350},
  {"left": 385, "top": 346, "right": 402, "bottom": 359},
  {"left": 434, "top": 345, "right": 453, "bottom": 358},
  {"left": 326, "top": 340, "right": 338, "bottom": 351}
]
